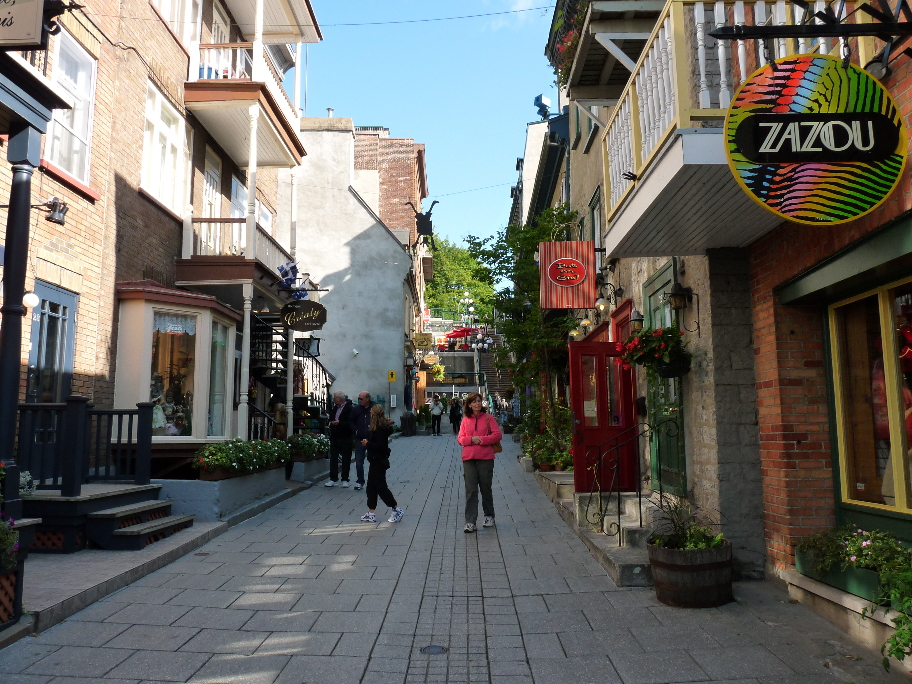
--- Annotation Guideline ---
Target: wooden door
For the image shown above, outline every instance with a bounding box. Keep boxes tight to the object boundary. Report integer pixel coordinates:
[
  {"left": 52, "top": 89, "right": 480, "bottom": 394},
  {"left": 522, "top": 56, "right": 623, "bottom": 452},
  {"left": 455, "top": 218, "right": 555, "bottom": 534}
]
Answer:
[{"left": 569, "top": 328, "right": 636, "bottom": 494}]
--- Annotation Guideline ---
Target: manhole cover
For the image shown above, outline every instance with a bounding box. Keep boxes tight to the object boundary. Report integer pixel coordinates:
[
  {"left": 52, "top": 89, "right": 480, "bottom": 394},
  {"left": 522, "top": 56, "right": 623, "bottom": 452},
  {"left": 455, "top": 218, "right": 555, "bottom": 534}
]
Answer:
[{"left": 420, "top": 645, "right": 448, "bottom": 655}]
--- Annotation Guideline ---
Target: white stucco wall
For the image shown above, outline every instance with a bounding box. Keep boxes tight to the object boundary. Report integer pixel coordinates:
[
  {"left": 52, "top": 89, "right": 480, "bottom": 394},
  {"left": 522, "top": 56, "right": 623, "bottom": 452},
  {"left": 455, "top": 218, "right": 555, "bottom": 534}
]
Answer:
[{"left": 278, "top": 119, "right": 412, "bottom": 419}]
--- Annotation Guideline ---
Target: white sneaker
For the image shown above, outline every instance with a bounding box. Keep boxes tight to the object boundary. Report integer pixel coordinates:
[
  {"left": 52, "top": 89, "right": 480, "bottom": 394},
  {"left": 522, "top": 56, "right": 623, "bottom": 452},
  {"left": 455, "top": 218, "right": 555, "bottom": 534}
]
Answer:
[
  {"left": 388, "top": 507, "right": 404, "bottom": 523},
  {"left": 324, "top": 480, "right": 337, "bottom": 487},
  {"left": 341, "top": 481, "right": 350, "bottom": 488},
  {"left": 483, "top": 516, "right": 495, "bottom": 528},
  {"left": 360, "top": 512, "right": 376, "bottom": 522},
  {"left": 354, "top": 483, "right": 362, "bottom": 490},
  {"left": 464, "top": 523, "right": 476, "bottom": 533}
]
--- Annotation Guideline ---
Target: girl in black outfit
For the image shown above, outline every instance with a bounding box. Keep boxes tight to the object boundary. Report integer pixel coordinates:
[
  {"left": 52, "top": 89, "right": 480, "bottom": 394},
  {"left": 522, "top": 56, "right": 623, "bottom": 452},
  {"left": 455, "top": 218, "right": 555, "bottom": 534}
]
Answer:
[
  {"left": 359, "top": 404, "right": 404, "bottom": 523},
  {"left": 449, "top": 398, "right": 462, "bottom": 435}
]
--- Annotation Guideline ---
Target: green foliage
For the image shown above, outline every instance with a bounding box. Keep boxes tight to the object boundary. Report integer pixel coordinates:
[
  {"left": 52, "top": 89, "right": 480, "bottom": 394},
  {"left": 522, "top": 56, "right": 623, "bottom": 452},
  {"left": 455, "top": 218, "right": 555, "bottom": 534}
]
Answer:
[
  {"left": 649, "top": 495, "right": 725, "bottom": 550},
  {"left": 287, "top": 433, "right": 330, "bottom": 461},
  {"left": 877, "top": 570, "right": 912, "bottom": 670},
  {"left": 466, "top": 206, "right": 579, "bottom": 433},
  {"left": 0, "top": 515, "right": 18, "bottom": 572},
  {"left": 424, "top": 238, "right": 495, "bottom": 320},
  {"left": 430, "top": 364, "right": 446, "bottom": 382},
  {"left": 416, "top": 404, "right": 431, "bottom": 426},
  {"left": 621, "top": 326, "right": 687, "bottom": 368},
  {"left": 192, "top": 439, "right": 290, "bottom": 476},
  {"left": 520, "top": 399, "right": 574, "bottom": 464},
  {"left": 797, "top": 525, "right": 907, "bottom": 574}
]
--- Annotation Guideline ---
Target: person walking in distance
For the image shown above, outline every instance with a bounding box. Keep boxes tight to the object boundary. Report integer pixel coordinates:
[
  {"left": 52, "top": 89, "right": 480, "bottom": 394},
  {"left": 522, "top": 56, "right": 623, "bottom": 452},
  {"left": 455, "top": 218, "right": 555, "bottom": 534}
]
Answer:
[
  {"left": 449, "top": 397, "right": 463, "bottom": 435},
  {"left": 429, "top": 395, "right": 444, "bottom": 436},
  {"left": 325, "top": 391, "right": 353, "bottom": 487},
  {"left": 349, "top": 391, "right": 373, "bottom": 490},
  {"left": 457, "top": 392, "right": 501, "bottom": 533},
  {"left": 359, "top": 404, "right": 404, "bottom": 523}
]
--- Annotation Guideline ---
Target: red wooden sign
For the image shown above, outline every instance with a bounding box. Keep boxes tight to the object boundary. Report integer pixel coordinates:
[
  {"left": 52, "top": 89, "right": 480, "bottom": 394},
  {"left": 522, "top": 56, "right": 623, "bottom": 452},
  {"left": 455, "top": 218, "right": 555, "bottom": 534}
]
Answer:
[{"left": 539, "top": 241, "right": 596, "bottom": 309}]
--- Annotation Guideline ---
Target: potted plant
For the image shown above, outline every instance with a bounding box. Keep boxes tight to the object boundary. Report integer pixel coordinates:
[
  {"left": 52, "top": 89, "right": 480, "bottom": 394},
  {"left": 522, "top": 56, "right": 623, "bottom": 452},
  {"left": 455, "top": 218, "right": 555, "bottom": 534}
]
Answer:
[
  {"left": 553, "top": 451, "right": 573, "bottom": 471},
  {"left": 0, "top": 512, "right": 21, "bottom": 629},
  {"left": 647, "top": 495, "right": 732, "bottom": 608},
  {"left": 287, "top": 432, "right": 330, "bottom": 462},
  {"left": 430, "top": 363, "right": 446, "bottom": 382},
  {"left": 619, "top": 326, "right": 692, "bottom": 378}
]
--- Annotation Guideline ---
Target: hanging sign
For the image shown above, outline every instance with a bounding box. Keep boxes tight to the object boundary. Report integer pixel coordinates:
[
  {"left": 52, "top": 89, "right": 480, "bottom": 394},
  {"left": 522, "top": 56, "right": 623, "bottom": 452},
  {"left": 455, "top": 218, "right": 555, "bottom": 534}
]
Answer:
[
  {"left": 539, "top": 241, "right": 596, "bottom": 309},
  {"left": 413, "top": 332, "right": 434, "bottom": 349},
  {"left": 281, "top": 300, "right": 327, "bottom": 331},
  {"left": 725, "top": 54, "right": 906, "bottom": 225},
  {"left": 0, "top": 0, "right": 46, "bottom": 48}
]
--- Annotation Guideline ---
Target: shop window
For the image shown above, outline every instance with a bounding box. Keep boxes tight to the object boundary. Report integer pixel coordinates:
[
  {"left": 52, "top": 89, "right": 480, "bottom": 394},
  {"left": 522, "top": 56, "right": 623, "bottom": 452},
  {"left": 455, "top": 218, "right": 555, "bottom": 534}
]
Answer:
[
  {"left": 831, "top": 281, "right": 912, "bottom": 510},
  {"left": 150, "top": 312, "right": 197, "bottom": 436}
]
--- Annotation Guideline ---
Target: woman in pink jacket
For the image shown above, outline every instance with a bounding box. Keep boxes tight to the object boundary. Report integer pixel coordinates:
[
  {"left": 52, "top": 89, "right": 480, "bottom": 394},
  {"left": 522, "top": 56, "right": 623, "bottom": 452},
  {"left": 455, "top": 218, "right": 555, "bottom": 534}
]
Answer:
[{"left": 457, "top": 392, "right": 502, "bottom": 533}]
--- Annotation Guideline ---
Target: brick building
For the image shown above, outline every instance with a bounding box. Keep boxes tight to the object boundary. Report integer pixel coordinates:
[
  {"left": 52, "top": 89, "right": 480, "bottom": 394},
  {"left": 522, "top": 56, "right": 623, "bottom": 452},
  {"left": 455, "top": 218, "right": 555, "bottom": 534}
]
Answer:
[{"left": 0, "top": 0, "right": 322, "bottom": 454}]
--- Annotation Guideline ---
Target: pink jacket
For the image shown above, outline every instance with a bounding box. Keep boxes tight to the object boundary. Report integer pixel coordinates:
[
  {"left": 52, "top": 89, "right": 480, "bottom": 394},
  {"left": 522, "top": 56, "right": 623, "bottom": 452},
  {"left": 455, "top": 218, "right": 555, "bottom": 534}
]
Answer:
[{"left": 457, "top": 412, "right": 502, "bottom": 461}]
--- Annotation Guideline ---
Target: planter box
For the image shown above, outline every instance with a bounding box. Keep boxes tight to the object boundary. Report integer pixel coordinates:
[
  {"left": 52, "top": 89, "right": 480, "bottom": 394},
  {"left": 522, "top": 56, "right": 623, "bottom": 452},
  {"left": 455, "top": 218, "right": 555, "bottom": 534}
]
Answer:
[
  {"left": 0, "top": 554, "right": 26, "bottom": 631},
  {"left": 197, "top": 461, "right": 285, "bottom": 481},
  {"left": 153, "top": 469, "right": 287, "bottom": 522},
  {"left": 794, "top": 548, "right": 883, "bottom": 603}
]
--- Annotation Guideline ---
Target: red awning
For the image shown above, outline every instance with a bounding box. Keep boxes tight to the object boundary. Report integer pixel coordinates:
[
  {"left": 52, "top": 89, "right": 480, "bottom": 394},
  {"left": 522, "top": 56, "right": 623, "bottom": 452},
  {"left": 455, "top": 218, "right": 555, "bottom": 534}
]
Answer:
[{"left": 444, "top": 327, "right": 479, "bottom": 339}]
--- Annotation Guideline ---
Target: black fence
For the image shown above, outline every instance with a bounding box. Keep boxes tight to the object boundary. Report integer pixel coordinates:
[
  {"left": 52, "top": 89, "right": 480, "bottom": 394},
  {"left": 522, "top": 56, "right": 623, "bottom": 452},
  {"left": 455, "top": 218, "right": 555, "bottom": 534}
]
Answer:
[
  {"left": 248, "top": 403, "right": 278, "bottom": 441},
  {"left": 15, "top": 396, "right": 152, "bottom": 497}
]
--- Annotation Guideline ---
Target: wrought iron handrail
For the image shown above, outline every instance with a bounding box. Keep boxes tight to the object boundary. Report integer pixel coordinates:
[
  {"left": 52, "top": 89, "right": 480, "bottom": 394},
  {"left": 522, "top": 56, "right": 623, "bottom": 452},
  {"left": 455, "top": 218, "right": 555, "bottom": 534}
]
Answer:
[
  {"left": 248, "top": 402, "right": 278, "bottom": 441},
  {"left": 581, "top": 418, "right": 681, "bottom": 543}
]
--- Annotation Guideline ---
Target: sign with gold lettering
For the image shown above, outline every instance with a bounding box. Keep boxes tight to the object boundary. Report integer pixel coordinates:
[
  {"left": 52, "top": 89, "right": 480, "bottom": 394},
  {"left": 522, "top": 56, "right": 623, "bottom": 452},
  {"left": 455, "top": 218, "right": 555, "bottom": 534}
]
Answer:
[
  {"left": 0, "top": 0, "right": 46, "bottom": 48},
  {"left": 539, "top": 241, "right": 596, "bottom": 309},
  {"left": 726, "top": 54, "right": 906, "bottom": 224},
  {"left": 280, "top": 300, "right": 327, "bottom": 331},
  {"left": 413, "top": 332, "right": 434, "bottom": 349}
]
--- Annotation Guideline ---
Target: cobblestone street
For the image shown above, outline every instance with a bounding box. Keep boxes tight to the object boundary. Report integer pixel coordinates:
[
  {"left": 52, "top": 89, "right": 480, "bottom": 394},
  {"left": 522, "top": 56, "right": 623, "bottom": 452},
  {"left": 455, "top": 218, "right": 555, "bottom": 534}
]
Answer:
[{"left": 0, "top": 435, "right": 904, "bottom": 684}]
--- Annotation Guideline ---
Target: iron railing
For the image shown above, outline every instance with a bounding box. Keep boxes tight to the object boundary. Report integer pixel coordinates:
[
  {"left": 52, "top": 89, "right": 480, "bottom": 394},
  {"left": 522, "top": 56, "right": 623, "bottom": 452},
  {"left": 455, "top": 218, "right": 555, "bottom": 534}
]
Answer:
[
  {"left": 580, "top": 418, "right": 681, "bottom": 543},
  {"left": 248, "top": 402, "right": 278, "bottom": 441},
  {"left": 15, "top": 396, "right": 152, "bottom": 497}
]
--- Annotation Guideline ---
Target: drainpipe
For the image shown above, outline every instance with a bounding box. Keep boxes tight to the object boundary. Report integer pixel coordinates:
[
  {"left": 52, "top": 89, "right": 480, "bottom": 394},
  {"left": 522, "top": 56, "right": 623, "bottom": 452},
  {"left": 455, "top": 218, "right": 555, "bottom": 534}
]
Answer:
[{"left": 246, "top": 105, "right": 259, "bottom": 261}]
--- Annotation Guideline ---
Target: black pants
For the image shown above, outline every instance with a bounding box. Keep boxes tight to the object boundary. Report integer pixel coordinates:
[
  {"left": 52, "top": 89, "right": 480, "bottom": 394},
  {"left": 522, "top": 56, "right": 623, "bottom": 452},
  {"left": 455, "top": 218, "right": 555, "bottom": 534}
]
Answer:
[
  {"left": 329, "top": 436, "right": 352, "bottom": 482},
  {"left": 463, "top": 459, "right": 495, "bottom": 524},
  {"left": 366, "top": 461, "right": 397, "bottom": 510},
  {"left": 431, "top": 414, "right": 442, "bottom": 435},
  {"left": 451, "top": 417, "right": 461, "bottom": 434}
]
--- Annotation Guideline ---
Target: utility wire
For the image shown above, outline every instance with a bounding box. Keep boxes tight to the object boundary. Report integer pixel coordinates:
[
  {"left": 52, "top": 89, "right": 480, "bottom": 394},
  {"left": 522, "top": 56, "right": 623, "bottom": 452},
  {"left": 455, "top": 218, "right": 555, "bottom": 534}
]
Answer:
[{"left": 433, "top": 183, "right": 512, "bottom": 197}]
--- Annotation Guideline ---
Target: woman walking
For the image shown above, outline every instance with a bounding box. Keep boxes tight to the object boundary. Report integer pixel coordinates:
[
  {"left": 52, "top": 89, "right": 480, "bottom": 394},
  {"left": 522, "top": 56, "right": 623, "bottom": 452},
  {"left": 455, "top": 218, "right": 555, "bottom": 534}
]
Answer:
[
  {"left": 359, "top": 404, "right": 404, "bottom": 523},
  {"left": 457, "top": 392, "right": 501, "bottom": 533},
  {"left": 449, "top": 397, "right": 462, "bottom": 435}
]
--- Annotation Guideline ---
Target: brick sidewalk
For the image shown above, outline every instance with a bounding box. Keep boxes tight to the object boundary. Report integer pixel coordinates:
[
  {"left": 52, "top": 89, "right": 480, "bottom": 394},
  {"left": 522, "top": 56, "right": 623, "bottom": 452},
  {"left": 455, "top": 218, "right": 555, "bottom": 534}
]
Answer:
[{"left": 0, "top": 433, "right": 904, "bottom": 683}]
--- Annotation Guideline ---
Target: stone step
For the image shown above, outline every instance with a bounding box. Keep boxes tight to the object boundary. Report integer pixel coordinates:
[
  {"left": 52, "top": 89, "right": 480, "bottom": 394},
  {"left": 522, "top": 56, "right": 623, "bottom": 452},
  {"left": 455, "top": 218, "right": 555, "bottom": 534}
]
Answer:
[
  {"left": 109, "top": 515, "right": 196, "bottom": 550},
  {"left": 87, "top": 499, "right": 173, "bottom": 519}
]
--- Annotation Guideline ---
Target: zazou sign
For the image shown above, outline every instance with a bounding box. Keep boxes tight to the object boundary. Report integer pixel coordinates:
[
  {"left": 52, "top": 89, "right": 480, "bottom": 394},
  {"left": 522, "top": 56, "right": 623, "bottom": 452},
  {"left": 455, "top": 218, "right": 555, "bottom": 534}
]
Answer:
[
  {"left": 725, "top": 54, "right": 906, "bottom": 225},
  {"left": 0, "top": 0, "right": 46, "bottom": 49}
]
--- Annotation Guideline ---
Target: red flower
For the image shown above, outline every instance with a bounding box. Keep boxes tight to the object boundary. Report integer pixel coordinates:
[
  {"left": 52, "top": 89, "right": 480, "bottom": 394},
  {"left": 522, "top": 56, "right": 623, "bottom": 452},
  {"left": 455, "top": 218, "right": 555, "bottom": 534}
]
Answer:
[
  {"left": 656, "top": 327, "right": 663, "bottom": 334},
  {"left": 660, "top": 343, "right": 666, "bottom": 349},
  {"left": 199, "top": 458, "right": 204, "bottom": 462}
]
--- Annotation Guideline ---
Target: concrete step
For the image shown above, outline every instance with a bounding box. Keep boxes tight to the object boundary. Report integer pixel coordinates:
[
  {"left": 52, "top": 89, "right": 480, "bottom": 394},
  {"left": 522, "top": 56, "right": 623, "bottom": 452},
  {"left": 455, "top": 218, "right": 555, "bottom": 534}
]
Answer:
[
  {"left": 534, "top": 471, "right": 575, "bottom": 504},
  {"left": 110, "top": 515, "right": 196, "bottom": 550}
]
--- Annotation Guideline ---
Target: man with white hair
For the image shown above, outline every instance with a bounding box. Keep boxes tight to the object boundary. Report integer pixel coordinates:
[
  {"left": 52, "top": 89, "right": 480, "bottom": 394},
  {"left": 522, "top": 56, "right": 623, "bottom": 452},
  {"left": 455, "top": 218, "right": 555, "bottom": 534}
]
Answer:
[{"left": 325, "top": 391, "right": 354, "bottom": 487}]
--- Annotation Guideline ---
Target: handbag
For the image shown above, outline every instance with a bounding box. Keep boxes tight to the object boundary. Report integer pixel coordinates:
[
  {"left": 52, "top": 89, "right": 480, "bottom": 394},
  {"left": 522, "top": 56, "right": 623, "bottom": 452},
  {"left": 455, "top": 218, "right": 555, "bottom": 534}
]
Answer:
[{"left": 488, "top": 413, "right": 503, "bottom": 453}]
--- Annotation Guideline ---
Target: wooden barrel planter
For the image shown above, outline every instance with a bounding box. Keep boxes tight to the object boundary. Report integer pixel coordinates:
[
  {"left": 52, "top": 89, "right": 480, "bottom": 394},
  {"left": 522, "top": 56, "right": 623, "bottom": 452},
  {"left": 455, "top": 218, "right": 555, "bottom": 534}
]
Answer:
[
  {"left": 647, "top": 541, "right": 733, "bottom": 608},
  {"left": 0, "top": 555, "right": 25, "bottom": 631}
]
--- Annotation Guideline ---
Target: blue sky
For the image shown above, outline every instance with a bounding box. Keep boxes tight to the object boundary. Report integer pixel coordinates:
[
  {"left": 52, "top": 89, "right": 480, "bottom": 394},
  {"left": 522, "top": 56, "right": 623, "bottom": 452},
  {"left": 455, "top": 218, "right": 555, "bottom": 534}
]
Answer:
[{"left": 291, "top": 1, "right": 559, "bottom": 245}]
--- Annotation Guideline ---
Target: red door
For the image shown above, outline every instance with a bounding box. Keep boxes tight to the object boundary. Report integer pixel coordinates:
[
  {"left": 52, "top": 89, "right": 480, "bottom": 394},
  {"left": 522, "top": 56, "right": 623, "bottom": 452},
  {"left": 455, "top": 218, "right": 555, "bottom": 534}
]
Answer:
[{"left": 568, "top": 321, "right": 636, "bottom": 494}]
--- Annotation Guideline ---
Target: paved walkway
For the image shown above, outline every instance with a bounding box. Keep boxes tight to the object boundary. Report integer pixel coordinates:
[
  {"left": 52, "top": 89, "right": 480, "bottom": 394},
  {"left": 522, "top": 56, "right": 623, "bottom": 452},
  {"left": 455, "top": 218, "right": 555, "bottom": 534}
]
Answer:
[{"left": 0, "top": 434, "right": 906, "bottom": 684}]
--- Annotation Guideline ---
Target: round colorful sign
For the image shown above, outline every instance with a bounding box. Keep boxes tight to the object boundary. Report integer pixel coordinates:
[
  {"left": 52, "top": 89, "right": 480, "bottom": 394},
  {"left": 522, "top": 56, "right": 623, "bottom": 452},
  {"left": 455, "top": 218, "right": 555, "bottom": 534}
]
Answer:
[
  {"left": 547, "top": 257, "right": 587, "bottom": 287},
  {"left": 725, "top": 54, "right": 907, "bottom": 225}
]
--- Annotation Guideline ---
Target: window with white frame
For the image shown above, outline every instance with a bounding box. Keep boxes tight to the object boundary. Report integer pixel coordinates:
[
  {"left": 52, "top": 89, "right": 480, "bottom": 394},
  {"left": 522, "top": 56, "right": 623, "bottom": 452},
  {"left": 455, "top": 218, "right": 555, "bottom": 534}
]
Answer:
[
  {"left": 230, "top": 175, "right": 248, "bottom": 252},
  {"left": 142, "top": 83, "right": 191, "bottom": 214},
  {"left": 47, "top": 31, "right": 96, "bottom": 183},
  {"left": 152, "top": 0, "right": 200, "bottom": 46}
]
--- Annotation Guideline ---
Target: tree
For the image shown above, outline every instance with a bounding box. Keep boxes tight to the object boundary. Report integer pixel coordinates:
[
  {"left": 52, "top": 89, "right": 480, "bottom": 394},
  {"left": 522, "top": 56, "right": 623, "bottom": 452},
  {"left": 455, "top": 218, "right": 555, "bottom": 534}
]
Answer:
[
  {"left": 424, "top": 238, "right": 495, "bottom": 321},
  {"left": 466, "top": 205, "right": 578, "bottom": 455}
]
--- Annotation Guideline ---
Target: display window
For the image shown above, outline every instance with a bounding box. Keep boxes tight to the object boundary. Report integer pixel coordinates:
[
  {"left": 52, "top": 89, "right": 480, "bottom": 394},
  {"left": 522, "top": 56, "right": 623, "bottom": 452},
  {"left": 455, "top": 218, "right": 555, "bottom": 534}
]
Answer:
[{"left": 830, "top": 279, "right": 912, "bottom": 512}]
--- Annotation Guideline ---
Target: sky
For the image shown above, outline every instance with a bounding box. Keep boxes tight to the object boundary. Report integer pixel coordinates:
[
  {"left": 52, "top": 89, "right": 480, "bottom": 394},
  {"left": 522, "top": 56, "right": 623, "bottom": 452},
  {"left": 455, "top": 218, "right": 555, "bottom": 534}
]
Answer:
[{"left": 289, "top": 1, "right": 559, "bottom": 246}]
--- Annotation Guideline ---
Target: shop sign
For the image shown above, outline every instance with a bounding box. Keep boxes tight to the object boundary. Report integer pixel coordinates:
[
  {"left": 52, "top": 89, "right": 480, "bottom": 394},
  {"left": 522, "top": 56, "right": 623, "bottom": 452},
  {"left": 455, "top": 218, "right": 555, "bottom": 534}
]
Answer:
[
  {"left": 0, "top": 0, "right": 46, "bottom": 48},
  {"left": 414, "top": 332, "right": 433, "bottom": 349},
  {"left": 280, "top": 300, "right": 327, "bottom": 331},
  {"left": 725, "top": 54, "right": 906, "bottom": 225},
  {"left": 539, "top": 241, "right": 596, "bottom": 309}
]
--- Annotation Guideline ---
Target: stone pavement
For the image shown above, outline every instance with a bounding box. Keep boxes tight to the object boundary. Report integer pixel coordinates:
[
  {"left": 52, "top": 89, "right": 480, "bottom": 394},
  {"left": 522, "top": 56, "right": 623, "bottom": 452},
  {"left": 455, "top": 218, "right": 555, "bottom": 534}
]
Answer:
[{"left": 0, "top": 433, "right": 907, "bottom": 684}]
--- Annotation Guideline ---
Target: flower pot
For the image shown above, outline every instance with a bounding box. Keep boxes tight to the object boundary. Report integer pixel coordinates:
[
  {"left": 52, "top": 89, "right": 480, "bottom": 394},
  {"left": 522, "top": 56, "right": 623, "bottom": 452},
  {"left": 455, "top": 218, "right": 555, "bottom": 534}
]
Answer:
[
  {"left": 537, "top": 463, "right": 554, "bottom": 472},
  {"left": 794, "top": 548, "right": 883, "bottom": 603},
  {"left": 554, "top": 462, "right": 566, "bottom": 471},
  {"left": 647, "top": 541, "right": 733, "bottom": 608},
  {"left": 655, "top": 352, "right": 692, "bottom": 378}
]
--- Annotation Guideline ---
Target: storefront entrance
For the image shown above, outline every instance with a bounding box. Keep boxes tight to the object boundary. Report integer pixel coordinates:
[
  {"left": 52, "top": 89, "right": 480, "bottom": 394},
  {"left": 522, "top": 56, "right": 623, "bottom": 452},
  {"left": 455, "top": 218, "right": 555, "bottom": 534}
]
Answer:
[{"left": 568, "top": 321, "right": 636, "bottom": 494}]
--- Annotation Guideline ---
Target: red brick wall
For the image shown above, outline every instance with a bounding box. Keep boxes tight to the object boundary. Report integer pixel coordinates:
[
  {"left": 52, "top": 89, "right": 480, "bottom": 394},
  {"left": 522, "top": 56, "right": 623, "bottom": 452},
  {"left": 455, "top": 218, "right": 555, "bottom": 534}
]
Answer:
[
  {"left": 378, "top": 138, "right": 422, "bottom": 242},
  {"left": 749, "top": 58, "right": 912, "bottom": 573}
]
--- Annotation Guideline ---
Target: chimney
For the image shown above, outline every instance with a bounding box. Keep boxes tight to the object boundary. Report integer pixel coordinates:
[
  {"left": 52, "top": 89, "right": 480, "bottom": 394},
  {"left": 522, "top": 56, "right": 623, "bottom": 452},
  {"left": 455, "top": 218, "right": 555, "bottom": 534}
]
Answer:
[{"left": 327, "top": 108, "right": 334, "bottom": 118}]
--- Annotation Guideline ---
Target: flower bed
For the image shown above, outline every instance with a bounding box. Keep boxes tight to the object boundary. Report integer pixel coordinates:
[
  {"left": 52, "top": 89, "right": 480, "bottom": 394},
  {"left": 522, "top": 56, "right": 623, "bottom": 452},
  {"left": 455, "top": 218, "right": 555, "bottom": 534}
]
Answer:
[
  {"left": 192, "top": 439, "right": 290, "bottom": 478},
  {"left": 287, "top": 432, "right": 330, "bottom": 462}
]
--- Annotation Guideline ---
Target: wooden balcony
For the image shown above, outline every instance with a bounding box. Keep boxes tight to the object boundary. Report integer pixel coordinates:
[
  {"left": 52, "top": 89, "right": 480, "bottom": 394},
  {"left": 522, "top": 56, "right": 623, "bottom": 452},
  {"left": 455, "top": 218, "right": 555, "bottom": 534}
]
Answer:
[
  {"left": 185, "top": 43, "right": 305, "bottom": 168},
  {"left": 601, "top": 0, "right": 875, "bottom": 257}
]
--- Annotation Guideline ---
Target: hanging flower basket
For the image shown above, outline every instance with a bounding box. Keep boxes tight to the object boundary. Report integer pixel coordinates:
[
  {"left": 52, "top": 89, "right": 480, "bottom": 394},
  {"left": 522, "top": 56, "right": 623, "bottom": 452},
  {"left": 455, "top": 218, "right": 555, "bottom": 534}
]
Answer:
[{"left": 655, "top": 351, "right": 693, "bottom": 378}]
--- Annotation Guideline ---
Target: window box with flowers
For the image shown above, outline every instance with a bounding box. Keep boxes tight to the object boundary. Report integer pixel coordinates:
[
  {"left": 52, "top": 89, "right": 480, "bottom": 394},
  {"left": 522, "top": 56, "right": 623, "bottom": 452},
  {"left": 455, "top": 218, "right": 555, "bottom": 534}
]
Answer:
[
  {"left": 288, "top": 432, "right": 330, "bottom": 463},
  {"left": 619, "top": 326, "right": 692, "bottom": 378},
  {"left": 191, "top": 439, "right": 290, "bottom": 481}
]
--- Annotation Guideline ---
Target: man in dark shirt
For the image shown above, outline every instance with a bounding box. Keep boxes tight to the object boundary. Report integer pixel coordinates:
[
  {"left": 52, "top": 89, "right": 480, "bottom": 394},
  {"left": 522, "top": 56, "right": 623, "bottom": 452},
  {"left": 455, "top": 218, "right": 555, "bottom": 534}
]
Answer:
[
  {"left": 349, "top": 391, "right": 373, "bottom": 490},
  {"left": 325, "top": 391, "right": 354, "bottom": 487}
]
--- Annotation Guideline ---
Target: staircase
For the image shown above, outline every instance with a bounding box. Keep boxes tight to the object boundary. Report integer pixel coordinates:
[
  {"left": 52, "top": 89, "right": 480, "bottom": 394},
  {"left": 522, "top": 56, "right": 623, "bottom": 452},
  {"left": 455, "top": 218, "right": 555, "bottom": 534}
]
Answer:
[
  {"left": 476, "top": 334, "right": 512, "bottom": 396},
  {"left": 24, "top": 484, "right": 195, "bottom": 553},
  {"left": 251, "top": 314, "right": 290, "bottom": 395}
]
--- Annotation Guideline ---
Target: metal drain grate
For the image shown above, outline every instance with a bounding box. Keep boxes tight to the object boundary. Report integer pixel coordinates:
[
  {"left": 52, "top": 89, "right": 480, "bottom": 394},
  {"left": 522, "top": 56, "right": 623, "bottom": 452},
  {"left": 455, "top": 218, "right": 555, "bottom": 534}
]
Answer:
[{"left": 420, "top": 645, "right": 448, "bottom": 655}]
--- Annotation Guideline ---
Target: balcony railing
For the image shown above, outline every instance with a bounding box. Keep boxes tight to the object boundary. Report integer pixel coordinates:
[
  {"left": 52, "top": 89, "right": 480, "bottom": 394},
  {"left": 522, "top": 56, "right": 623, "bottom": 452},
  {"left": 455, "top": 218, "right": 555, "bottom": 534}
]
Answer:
[
  {"left": 190, "top": 217, "right": 293, "bottom": 277},
  {"left": 193, "top": 43, "right": 298, "bottom": 127},
  {"left": 603, "top": 0, "right": 866, "bottom": 215}
]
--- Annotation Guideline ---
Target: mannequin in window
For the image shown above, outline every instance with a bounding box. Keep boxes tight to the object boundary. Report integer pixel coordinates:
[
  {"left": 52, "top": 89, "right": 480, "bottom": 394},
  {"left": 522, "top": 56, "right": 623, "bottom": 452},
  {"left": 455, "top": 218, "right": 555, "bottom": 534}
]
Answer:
[{"left": 870, "top": 336, "right": 912, "bottom": 506}]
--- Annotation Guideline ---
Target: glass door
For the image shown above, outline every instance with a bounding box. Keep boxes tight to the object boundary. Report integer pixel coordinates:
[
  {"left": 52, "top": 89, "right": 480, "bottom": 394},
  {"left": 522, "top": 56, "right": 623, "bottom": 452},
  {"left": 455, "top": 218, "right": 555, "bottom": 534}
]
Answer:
[
  {"left": 27, "top": 281, "right": 78, "bottom": 403},
  {"left": 644, "top": 260, "right": 686, "bottom": 496}
]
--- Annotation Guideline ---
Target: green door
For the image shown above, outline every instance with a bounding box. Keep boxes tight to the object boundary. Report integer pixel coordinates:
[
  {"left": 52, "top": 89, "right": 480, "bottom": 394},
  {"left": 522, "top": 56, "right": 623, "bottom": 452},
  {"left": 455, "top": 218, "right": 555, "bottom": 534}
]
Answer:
[{"left": 643, "top": 260, "right": 686, "bottom": 496}]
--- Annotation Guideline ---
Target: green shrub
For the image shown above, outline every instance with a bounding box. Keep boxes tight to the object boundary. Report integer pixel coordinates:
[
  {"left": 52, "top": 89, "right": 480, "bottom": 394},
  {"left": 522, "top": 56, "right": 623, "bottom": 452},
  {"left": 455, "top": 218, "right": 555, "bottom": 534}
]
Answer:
[
  {"left": 192, "top": 439, "right": 290, "bottom": 476},
  {"left": 287, "top": 433, "right": 330, "bottom": 461}
]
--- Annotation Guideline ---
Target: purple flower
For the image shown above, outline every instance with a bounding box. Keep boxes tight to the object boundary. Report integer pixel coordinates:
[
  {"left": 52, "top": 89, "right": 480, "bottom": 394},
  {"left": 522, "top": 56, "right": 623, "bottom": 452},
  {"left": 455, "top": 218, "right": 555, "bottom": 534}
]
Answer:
[
  {"left": 12, "top": 542, "right": 18, "bottom": 550},
  {"left": 850, "top": 555, "right": 857, "bottom": 562}
]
